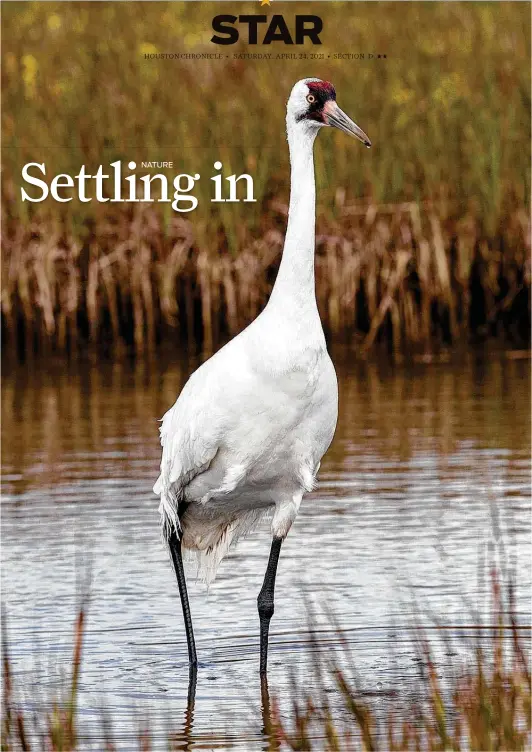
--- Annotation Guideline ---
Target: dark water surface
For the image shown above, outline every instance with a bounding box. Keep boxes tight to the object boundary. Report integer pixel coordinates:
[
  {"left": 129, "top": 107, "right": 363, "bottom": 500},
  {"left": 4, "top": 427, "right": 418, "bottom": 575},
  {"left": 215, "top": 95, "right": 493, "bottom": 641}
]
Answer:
[{"left": 2, "top": 351, "right": 531, "bottom": 749}]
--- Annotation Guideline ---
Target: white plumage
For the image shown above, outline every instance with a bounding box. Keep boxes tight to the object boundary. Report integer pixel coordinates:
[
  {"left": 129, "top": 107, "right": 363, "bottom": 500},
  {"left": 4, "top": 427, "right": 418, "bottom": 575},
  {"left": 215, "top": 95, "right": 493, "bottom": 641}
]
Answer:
[{"left": 154, "top": 79, "right": 370, "bottom": 589}]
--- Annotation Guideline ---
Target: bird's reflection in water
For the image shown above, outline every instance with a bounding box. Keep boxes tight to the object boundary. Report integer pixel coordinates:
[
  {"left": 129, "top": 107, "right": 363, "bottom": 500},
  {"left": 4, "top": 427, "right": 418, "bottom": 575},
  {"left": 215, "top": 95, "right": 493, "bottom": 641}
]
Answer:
[
  {"left": 168, "top": 668, "right": 279, "bottom": 751},
  {"left": 170, "top": 666, "right": 197, "bottom": 751},
  {"left": 260, "top": 675, "right": 279, "bottom": 751}
]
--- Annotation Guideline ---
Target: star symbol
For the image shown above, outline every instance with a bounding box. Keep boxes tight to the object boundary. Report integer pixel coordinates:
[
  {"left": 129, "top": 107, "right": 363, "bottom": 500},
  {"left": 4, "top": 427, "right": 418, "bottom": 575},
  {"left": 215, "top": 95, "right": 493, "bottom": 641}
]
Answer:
[{"left": 260, "top": 0, "right": 271, "bottom": 5}]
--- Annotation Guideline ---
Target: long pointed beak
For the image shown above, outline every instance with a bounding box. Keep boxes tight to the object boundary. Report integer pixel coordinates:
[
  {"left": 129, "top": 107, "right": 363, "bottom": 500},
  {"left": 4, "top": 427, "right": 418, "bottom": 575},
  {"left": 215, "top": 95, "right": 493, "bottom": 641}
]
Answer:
[{"left": 324, "top": 101, "right": 371, "bottom": 147}]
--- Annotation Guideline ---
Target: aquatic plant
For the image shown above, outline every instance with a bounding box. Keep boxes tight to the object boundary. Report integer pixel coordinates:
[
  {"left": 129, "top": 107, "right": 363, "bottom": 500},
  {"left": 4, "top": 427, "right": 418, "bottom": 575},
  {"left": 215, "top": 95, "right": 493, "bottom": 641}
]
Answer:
[
  {"left": 268, "top": 572, "right": 532, "bottom": 750},
  {"left": 1, "top": 570, "right": 530, "bottom": 750}
]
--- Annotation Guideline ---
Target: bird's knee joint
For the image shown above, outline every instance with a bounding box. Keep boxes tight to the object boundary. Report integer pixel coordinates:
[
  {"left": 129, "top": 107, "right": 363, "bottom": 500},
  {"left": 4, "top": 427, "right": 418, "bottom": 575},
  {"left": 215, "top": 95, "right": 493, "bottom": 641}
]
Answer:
[{"left": 258, "top": 594, "right": 274, "bottom": 621}]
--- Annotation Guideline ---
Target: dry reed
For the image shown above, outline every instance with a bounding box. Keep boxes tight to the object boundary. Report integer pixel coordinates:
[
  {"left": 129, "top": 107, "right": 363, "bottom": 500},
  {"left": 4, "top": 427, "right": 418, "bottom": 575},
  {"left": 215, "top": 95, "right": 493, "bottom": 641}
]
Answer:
[{"left": 2, "top": 200, "right": 530, "bottom": 358}]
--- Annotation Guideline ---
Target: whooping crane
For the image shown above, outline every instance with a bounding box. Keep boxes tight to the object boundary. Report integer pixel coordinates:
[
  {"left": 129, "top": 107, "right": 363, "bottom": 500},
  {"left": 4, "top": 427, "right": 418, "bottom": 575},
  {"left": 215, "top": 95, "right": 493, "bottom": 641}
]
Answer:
[{"left": 154, "top": 78, "right": 371, "bottom": 675}]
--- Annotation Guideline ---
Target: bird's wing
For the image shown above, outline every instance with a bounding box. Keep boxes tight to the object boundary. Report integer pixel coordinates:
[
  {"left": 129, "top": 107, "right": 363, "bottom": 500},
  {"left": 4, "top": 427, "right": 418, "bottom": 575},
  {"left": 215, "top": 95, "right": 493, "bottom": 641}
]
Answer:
[
  {"left": 154, "top": 375, "right": 221, "bottom": 495},
  {"left": 153, "top": 360, "right": 229, "bottom": 535}
]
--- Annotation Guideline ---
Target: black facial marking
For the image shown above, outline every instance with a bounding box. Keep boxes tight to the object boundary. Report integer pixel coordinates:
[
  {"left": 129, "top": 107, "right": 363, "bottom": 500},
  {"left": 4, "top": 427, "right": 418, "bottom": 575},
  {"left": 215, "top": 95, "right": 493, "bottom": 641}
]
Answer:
[{"left": 296, "top": 80, "right": 336, "bottom": 123}]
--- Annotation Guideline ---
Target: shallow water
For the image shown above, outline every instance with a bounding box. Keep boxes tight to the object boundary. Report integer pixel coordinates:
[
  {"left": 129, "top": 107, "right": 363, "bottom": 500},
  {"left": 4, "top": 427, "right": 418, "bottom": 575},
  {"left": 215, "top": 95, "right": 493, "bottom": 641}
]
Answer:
[{"left": 2, "top": 350, "right": 531, "bottom": 749}]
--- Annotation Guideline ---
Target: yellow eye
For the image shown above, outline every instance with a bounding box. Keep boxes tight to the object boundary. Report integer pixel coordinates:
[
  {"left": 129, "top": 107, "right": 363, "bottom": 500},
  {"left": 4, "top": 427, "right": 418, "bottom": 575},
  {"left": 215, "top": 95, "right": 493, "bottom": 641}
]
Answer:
[{"left": 306, "top": 94, "right": 316, "bottom": 104}]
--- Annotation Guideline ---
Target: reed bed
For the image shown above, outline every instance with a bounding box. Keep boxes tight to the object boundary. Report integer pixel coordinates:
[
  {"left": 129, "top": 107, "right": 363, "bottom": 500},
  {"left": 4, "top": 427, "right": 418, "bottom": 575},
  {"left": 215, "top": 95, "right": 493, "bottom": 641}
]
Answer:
[
  {"left": 2, "top": 200, "right": 530, "bottom": 358},
  {"left": 2, "top": 1, "right": 530, "bottom": 357},
  {"left": 2, "top": 569, "right": 530, "bottom": 750}
]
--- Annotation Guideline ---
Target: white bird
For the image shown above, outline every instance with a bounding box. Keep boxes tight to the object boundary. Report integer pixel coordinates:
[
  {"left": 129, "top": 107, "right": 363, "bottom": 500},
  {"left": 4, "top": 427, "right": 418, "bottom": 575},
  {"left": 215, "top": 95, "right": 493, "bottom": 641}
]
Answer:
[{"left": 154, "top": 78, "right": 371, "bottom": 675}]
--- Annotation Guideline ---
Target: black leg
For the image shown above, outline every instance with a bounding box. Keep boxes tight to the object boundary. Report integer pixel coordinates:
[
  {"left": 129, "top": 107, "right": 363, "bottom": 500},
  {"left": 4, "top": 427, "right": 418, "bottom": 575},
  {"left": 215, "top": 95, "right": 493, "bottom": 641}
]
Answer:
[
  {"left": 258, "top": 537, "right": 283, "bottom": 675},
  {"left": 169, "top": 530, "right": 197, "bottom": 667}
]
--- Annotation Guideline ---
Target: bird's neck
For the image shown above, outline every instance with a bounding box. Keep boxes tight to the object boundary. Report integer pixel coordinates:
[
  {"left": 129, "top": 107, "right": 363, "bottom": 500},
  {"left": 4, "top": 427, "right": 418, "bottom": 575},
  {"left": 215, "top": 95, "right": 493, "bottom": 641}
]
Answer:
[{"left": 268, "top": 122, "right": 318, "bottom": 314}]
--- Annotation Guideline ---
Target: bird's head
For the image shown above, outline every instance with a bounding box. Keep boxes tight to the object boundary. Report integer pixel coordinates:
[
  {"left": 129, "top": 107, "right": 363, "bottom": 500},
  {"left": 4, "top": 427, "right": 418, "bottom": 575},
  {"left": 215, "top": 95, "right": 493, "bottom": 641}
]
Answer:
[{"left": 287, "top": 78, "right": 371, "bottom": 147}]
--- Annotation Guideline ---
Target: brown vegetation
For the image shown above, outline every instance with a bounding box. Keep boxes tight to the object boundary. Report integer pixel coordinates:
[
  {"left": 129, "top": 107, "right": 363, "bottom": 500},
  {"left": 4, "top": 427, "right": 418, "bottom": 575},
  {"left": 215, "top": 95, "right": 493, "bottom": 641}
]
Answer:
[{"left": 2, "top": 200, "right": 530, "bottom": 358}]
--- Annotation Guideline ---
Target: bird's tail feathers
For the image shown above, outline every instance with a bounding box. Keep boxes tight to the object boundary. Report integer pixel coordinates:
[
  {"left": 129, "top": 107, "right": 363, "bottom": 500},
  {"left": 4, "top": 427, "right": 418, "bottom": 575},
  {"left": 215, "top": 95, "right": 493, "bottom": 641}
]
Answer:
[
  {"left": 184, "top": 508, "right": 269, "bottom": 586},
  {"left": 157, "top": 475, "right": 270, "bottom": 585}
]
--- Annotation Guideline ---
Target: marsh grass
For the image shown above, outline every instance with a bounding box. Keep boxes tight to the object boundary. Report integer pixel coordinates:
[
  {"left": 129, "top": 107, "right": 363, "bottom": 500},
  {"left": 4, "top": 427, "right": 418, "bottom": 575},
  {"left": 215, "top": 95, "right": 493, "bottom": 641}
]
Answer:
[
  {"left": 2, "top": 605, "right": 85, "bottom": 751},
  {"left": 1, "top": 2, "right": 530, "bottom": 357},
  {"left": 1, "top": 570, "right": 530, "bottom": 751},
  {"left": 2, "top": 200, "right": 530, "bottom": 358},
  {"left": 268, "top": 572, "right": 531, "bottom": 750}
]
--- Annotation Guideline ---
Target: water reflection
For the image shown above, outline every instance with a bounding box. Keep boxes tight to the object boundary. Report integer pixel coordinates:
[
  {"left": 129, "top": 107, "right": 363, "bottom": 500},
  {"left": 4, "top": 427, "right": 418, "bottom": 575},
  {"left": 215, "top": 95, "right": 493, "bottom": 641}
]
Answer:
[
  {"left": 1, "top": 351, "right": 531, "bottom": 748},
  {"left": 169, "top": 666, "right": 197, "bottom": 751}
]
